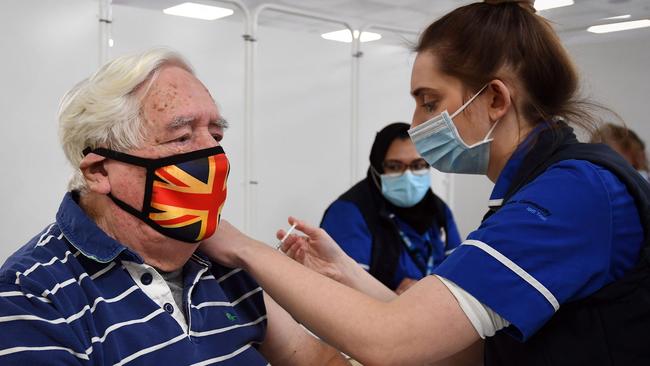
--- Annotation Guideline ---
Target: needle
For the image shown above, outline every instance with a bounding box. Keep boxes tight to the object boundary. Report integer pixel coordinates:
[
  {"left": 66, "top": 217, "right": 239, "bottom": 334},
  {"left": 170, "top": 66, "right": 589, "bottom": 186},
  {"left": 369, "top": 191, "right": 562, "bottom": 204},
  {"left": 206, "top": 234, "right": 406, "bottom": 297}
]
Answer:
[{"left": 276, "top": 223, "right": 297, "bottom": 250}]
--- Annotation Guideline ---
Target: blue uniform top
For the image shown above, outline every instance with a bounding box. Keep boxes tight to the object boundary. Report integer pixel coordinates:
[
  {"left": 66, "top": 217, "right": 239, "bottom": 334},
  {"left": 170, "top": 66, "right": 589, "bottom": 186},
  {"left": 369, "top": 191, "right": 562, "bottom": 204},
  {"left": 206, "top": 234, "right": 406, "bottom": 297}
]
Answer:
[
  {"left": 434, "top": 135, "right": 644, "bottom": 341},
  {"left": 322, "top": 199, "right": 462, "bottom": 289},
  {"left": 0, "top": 192, "right": 269, "bottom": 365}
]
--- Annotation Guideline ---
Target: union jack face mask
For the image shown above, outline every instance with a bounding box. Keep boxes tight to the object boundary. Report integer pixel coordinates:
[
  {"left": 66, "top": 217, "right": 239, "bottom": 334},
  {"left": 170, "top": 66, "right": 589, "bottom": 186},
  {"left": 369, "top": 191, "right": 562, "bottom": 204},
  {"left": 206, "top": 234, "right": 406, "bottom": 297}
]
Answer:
[{"left": 82, "top": 146, "right": 229, "bottom": 243}]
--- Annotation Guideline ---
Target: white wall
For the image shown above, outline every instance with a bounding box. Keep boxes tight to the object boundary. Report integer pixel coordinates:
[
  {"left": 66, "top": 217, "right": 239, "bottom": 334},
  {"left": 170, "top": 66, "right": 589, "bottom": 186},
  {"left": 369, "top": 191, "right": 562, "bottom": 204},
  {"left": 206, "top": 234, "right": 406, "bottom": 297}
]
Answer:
[
  {"left": 0, "top": 0, "right": 98, "bottom": 250},
  {"left": 568, "top": 34, "right": 650, "bottom": 141}
]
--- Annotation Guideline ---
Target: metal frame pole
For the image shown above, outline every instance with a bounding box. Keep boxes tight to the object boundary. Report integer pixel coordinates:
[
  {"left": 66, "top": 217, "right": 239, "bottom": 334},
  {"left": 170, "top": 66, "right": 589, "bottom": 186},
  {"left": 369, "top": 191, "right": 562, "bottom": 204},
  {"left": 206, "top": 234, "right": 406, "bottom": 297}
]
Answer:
[
  {"left": 98, "top": 0, "right": 112, "bottom": 65},
  {"left": 206, "top": 1, "right": 254, "bottom": 232},
  {"left": 249, "top": 4, "right": 356, "bottom": 231}
]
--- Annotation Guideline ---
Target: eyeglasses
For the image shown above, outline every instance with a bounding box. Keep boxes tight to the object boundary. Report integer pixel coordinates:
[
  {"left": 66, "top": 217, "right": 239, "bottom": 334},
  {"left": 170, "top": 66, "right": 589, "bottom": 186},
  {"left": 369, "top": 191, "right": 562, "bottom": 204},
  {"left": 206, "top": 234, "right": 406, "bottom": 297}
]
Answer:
[{"left": 382, "top": 159, "right": 430, "bottom": 175}]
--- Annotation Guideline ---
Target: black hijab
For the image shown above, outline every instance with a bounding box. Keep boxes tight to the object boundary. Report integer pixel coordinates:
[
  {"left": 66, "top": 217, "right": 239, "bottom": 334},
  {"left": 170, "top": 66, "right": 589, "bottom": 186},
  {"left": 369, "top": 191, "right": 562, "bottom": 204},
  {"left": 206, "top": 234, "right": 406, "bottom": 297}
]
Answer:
[{"left": 367, "top": 122, "right": 443, "bottom": 234}]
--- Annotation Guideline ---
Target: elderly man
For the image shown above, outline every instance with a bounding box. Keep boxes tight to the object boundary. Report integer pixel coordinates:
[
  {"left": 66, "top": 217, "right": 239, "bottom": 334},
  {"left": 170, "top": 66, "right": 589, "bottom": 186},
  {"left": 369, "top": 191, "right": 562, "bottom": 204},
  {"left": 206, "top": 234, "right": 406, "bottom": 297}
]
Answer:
[{"left": 0, "top": 49, "right": 348, "bottom": 365}]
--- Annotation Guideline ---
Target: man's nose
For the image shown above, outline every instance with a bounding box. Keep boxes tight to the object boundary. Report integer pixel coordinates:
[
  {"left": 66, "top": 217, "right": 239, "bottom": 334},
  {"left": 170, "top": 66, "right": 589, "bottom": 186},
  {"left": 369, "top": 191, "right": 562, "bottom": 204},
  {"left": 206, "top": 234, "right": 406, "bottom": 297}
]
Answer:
[{"left": 197, "top": 131, "right": 220, "bottom": 149}]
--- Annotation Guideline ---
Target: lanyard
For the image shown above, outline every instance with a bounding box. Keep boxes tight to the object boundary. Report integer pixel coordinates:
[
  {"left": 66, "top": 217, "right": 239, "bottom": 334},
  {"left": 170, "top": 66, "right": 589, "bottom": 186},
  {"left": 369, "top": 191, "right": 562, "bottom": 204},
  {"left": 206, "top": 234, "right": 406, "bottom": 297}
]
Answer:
[{"left": 389, "top": 214, "right": 435, "bottom": 276}]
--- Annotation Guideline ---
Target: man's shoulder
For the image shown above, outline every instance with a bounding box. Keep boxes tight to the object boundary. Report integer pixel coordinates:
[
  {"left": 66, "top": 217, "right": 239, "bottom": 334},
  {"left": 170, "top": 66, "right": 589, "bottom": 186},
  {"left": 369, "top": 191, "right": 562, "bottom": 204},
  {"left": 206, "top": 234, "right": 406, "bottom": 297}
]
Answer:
[
  {"left": 1, "top": 223, "right": 80, "bottom": 290},
  {"left": 200, "top": 262, "right": 267, "bottom": 317},
  {"left": 206, "top": 262, "right": 261, "bottom": 295}
]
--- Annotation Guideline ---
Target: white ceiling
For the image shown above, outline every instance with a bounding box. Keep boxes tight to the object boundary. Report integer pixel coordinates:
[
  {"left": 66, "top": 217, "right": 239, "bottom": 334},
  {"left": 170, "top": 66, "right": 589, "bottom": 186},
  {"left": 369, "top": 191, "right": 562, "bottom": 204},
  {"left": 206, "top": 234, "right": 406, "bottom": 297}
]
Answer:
[{"left": 112, "top": 0, "right": 650, "bottom": 43}]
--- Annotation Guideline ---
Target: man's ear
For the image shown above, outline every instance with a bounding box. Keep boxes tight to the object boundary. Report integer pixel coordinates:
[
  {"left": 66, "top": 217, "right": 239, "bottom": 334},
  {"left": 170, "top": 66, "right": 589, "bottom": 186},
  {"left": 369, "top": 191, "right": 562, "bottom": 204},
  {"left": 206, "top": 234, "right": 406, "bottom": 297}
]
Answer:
[
  {"left": 79, "top": 153, "right": 111, "bottom": 194},
  {"left": 486, "top": 80, "right": 512, "bottom": 123}
]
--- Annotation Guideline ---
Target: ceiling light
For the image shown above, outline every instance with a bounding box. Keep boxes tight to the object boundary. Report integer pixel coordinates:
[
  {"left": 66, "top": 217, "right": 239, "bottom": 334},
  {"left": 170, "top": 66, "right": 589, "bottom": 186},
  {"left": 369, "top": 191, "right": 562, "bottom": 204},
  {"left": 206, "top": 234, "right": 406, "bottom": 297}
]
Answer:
[
  {"left": 587, "top": 19, "right": 650, "bottom": 34},
  {"left": 534, "top": 0, "right": 574, "bottom": 11},
  {"left": 602, "top": 14, "right": 631, "bottom": 21},
  {"left": 321, "top": 29, "right": 382, "bottom": 43},
  {"left": 163, "top": 2, "right": 234, "bottom": 21}
]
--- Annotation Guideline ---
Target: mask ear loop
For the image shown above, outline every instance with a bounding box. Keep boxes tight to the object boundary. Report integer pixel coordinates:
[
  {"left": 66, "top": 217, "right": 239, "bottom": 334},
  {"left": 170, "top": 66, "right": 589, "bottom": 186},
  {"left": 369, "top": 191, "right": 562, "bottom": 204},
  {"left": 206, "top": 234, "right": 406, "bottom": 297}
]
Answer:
[
  {"left": 450, "top": 84, "right": 490, "bottom": 119},
  {"left": 482, "top": 118, "right": 501, "bottom": 143},
  {"left": 369, "top": 165, "right": 383, "bottom": 190}
]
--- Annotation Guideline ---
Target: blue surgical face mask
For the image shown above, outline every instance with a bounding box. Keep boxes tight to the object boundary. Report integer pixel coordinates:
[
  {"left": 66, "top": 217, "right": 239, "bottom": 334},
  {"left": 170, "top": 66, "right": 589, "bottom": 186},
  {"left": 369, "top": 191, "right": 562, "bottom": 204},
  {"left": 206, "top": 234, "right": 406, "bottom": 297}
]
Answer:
[
  {"left": 380, "top": 170, "right": 431, "bottom": 208},
  {"left": 408, "top": 85, "right": 499, "bottom": 175}
]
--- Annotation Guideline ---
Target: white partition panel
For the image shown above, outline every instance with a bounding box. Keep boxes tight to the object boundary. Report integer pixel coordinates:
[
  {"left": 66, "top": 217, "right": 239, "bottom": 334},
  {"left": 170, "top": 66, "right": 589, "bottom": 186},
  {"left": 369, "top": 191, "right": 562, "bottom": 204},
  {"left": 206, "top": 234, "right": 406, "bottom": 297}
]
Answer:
[
  {"left": 0, "top": 0, "right": 97, "bottom": 255},
  {"left": 357, "top": 43, "right": 414, "bottom": 179},
  {"left": 251, "top": 25, "right": 352, "bottom": 243}
]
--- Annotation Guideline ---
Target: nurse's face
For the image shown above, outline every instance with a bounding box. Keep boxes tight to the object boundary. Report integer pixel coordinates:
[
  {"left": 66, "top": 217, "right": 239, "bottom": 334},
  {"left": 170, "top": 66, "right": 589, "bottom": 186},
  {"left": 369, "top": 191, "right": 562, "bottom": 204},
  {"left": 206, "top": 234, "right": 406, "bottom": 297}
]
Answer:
[{"left": 410, "top": 52, "right": 493, "bottom": 146}]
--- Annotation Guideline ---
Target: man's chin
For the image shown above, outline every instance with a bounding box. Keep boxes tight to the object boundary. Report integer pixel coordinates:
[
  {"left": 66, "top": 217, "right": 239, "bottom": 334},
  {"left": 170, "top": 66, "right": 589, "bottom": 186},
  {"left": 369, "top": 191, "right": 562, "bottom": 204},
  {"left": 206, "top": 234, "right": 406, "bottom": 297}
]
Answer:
[{"left": 137, "top": 231, "right": 201, "bottom": 271}]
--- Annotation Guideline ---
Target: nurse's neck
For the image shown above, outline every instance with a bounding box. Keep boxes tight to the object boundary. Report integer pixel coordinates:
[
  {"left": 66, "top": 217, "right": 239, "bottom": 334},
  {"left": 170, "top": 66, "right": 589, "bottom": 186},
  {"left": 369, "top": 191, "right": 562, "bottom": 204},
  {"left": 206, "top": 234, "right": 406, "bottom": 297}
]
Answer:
[{"left": 486, "top": 116, "right": 534, "bottom": 183}]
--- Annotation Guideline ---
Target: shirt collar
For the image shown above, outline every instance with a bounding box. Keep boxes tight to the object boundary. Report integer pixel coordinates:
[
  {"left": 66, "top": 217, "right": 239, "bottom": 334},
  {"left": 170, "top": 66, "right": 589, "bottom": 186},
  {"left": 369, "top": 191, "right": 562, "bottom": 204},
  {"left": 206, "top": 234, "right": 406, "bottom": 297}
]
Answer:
[
  {"left": 488, "top": 123, "right": 551, "bottom": 207},
  {"left": 56, "top": 191, "right": 142, "bottom": 263}
]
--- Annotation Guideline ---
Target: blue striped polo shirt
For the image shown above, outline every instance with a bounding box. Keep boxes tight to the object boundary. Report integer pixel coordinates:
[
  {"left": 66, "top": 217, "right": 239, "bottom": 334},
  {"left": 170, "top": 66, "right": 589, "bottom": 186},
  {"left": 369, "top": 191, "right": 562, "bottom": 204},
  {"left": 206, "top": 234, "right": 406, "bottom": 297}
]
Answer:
[{"left": 0, "top": 192, "right": 269, "bottom": 365}]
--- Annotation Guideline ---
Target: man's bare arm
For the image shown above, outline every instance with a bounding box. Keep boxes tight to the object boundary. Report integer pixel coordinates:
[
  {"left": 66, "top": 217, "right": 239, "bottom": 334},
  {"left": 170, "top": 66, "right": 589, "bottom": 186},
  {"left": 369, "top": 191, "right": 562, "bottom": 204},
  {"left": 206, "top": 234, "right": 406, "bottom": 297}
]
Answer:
[{"left": 259, "top": 292, "right": 350, "bottom": 366}]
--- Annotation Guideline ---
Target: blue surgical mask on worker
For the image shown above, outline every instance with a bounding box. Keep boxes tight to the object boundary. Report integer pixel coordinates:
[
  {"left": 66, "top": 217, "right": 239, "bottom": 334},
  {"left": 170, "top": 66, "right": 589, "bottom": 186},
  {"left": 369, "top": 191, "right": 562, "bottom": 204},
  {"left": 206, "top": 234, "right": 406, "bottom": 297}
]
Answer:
[
  {"left": 380, "top": 170, "right": 431, "bottom": 207},
  {"left": 408, "top": 84, "right": 498, "bottom": 175}
]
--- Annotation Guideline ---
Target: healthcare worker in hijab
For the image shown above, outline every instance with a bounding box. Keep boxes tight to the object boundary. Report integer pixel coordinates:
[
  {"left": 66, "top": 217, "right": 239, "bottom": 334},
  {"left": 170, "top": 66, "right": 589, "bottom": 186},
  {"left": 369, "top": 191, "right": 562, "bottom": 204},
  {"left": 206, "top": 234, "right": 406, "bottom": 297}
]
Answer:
[
  {"left": 201, "top": 0, "right": 650, "bottom": 364},
  {"left": 321, "top": 122, "right": 461, "bottom": 294}
]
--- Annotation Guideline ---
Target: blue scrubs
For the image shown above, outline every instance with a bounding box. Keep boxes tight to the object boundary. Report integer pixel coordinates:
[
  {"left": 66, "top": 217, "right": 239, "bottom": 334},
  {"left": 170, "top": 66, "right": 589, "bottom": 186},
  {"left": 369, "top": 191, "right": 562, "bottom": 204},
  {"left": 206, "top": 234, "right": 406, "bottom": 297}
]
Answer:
[
  {"left": 434, "top": 138, "right": 644, "bottom": 341},
  {"left": 322, "top": 200, "right": 462, "bottom": 289}
]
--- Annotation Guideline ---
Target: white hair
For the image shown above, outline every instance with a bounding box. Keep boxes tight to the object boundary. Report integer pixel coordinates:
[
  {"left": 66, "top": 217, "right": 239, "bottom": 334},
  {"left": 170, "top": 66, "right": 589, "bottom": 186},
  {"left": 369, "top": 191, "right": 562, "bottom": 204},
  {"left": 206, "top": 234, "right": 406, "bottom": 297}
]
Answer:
[{"left": 58, "top": 48, "right": 194, "bottom": 191}]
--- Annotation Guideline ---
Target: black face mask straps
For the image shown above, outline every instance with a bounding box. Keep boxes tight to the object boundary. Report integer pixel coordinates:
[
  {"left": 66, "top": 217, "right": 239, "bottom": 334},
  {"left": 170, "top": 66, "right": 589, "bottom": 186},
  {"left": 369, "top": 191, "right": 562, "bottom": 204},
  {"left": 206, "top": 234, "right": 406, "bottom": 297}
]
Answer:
[{"left": 82, "top": 146, "right": 225, "bottom": 170}]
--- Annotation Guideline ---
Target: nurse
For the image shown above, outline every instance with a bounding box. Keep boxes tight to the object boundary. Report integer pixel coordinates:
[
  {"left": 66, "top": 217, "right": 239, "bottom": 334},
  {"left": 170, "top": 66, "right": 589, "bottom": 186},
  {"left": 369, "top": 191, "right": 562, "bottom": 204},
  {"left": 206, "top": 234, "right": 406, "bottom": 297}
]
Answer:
[{"left": 202, "top": 0, "right": 650, "bottom": 364}]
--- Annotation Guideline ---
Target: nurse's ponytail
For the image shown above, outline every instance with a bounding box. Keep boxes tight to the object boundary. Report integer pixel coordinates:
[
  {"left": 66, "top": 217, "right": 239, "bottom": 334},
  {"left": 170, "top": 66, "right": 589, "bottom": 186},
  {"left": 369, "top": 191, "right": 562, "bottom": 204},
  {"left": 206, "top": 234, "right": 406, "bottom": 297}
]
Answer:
[{"left": 415, "top": 0, "right": 607, "bottom": 132}]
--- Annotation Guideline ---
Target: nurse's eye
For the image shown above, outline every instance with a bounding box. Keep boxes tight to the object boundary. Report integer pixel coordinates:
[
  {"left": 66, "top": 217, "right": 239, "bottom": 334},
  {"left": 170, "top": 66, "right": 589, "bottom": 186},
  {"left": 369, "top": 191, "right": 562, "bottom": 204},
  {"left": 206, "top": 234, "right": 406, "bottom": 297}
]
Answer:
[{"left": 422, "top": 102, "right": 437, "bottom": 114}]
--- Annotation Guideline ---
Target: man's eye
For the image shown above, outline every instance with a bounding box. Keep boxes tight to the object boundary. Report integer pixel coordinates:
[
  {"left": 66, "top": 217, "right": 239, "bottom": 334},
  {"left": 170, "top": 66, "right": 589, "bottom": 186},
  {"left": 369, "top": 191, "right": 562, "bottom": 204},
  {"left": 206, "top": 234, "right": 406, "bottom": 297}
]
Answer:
[{"left": 173, "top": 134, "right": 191, "bottom": 143}]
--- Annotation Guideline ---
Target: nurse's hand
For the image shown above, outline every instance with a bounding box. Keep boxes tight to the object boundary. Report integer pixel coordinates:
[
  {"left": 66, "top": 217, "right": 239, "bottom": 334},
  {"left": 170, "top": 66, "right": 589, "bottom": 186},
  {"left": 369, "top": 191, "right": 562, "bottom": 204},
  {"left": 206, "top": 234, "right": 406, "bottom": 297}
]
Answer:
[
  {"left": 277, "top": 217, "right": 355, "bottom": 284},
  {"left": 200, "top": 219, "right": 263, "bottom": 269},
  {"left": 278, "top": 217, "right": 397, "bottom": 302}
]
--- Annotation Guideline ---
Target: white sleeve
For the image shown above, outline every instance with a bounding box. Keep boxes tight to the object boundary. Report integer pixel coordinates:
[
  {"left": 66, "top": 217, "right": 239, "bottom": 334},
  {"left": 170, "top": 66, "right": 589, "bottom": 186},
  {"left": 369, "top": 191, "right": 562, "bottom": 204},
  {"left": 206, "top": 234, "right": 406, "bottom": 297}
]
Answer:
[{"left": 436, "top": 275, "right": 510, "bottom": 338}]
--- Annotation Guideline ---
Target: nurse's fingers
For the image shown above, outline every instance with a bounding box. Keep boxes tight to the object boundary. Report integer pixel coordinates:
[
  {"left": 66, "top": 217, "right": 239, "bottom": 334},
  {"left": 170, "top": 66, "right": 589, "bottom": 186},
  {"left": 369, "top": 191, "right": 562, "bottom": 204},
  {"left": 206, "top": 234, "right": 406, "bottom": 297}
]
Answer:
[
  {"left": 285, "top": 241, "right": 300, "bottom": 261},
  {"left": 278, "top": 233, "right": 302, "bottom": 252},
  {"left": 276, "top": 229, "right": 288, "bottom": 242},
  {"left": 287, "top": 216, "right": 322, "bottom": 238}
]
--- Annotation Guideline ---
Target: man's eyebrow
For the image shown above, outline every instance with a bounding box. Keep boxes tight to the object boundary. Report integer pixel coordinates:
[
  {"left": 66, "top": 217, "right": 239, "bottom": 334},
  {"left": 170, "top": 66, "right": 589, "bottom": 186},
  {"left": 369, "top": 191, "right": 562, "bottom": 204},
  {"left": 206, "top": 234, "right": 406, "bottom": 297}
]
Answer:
[
  {"left": 168, "top": 116, "right": 194, "bottom": 130},
  {"left": 211, "top": 118, "right": 229, "bottom": 129},
  {"left": 167, "top": 116, "right": 229, "bottom": 130}
]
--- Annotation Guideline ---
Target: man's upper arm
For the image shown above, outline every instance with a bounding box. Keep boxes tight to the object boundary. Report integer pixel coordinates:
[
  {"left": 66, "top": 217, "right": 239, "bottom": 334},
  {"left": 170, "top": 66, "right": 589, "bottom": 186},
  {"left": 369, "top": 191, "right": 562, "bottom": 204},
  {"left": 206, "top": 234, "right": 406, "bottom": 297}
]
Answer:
[
  {"left": 0, "top": 282, "right": 86, "bottom": 364},
  {"left": 259, "top": 292, "right": 350, "bottom": 366}
]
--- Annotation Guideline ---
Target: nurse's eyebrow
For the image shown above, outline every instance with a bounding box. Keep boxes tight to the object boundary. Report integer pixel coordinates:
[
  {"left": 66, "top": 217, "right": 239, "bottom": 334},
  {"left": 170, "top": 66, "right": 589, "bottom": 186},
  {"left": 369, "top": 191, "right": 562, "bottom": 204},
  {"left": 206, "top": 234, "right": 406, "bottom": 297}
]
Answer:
[{"left": 411, "top": 87, "right": 441, "bottom": 98}]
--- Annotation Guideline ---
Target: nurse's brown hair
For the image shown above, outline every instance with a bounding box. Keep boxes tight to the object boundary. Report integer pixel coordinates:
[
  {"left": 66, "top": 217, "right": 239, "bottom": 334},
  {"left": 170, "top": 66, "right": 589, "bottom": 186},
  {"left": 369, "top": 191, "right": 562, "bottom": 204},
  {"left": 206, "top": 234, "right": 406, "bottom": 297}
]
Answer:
[{"left": 415, "top": 0, "right": 604, "bottom": 132}]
